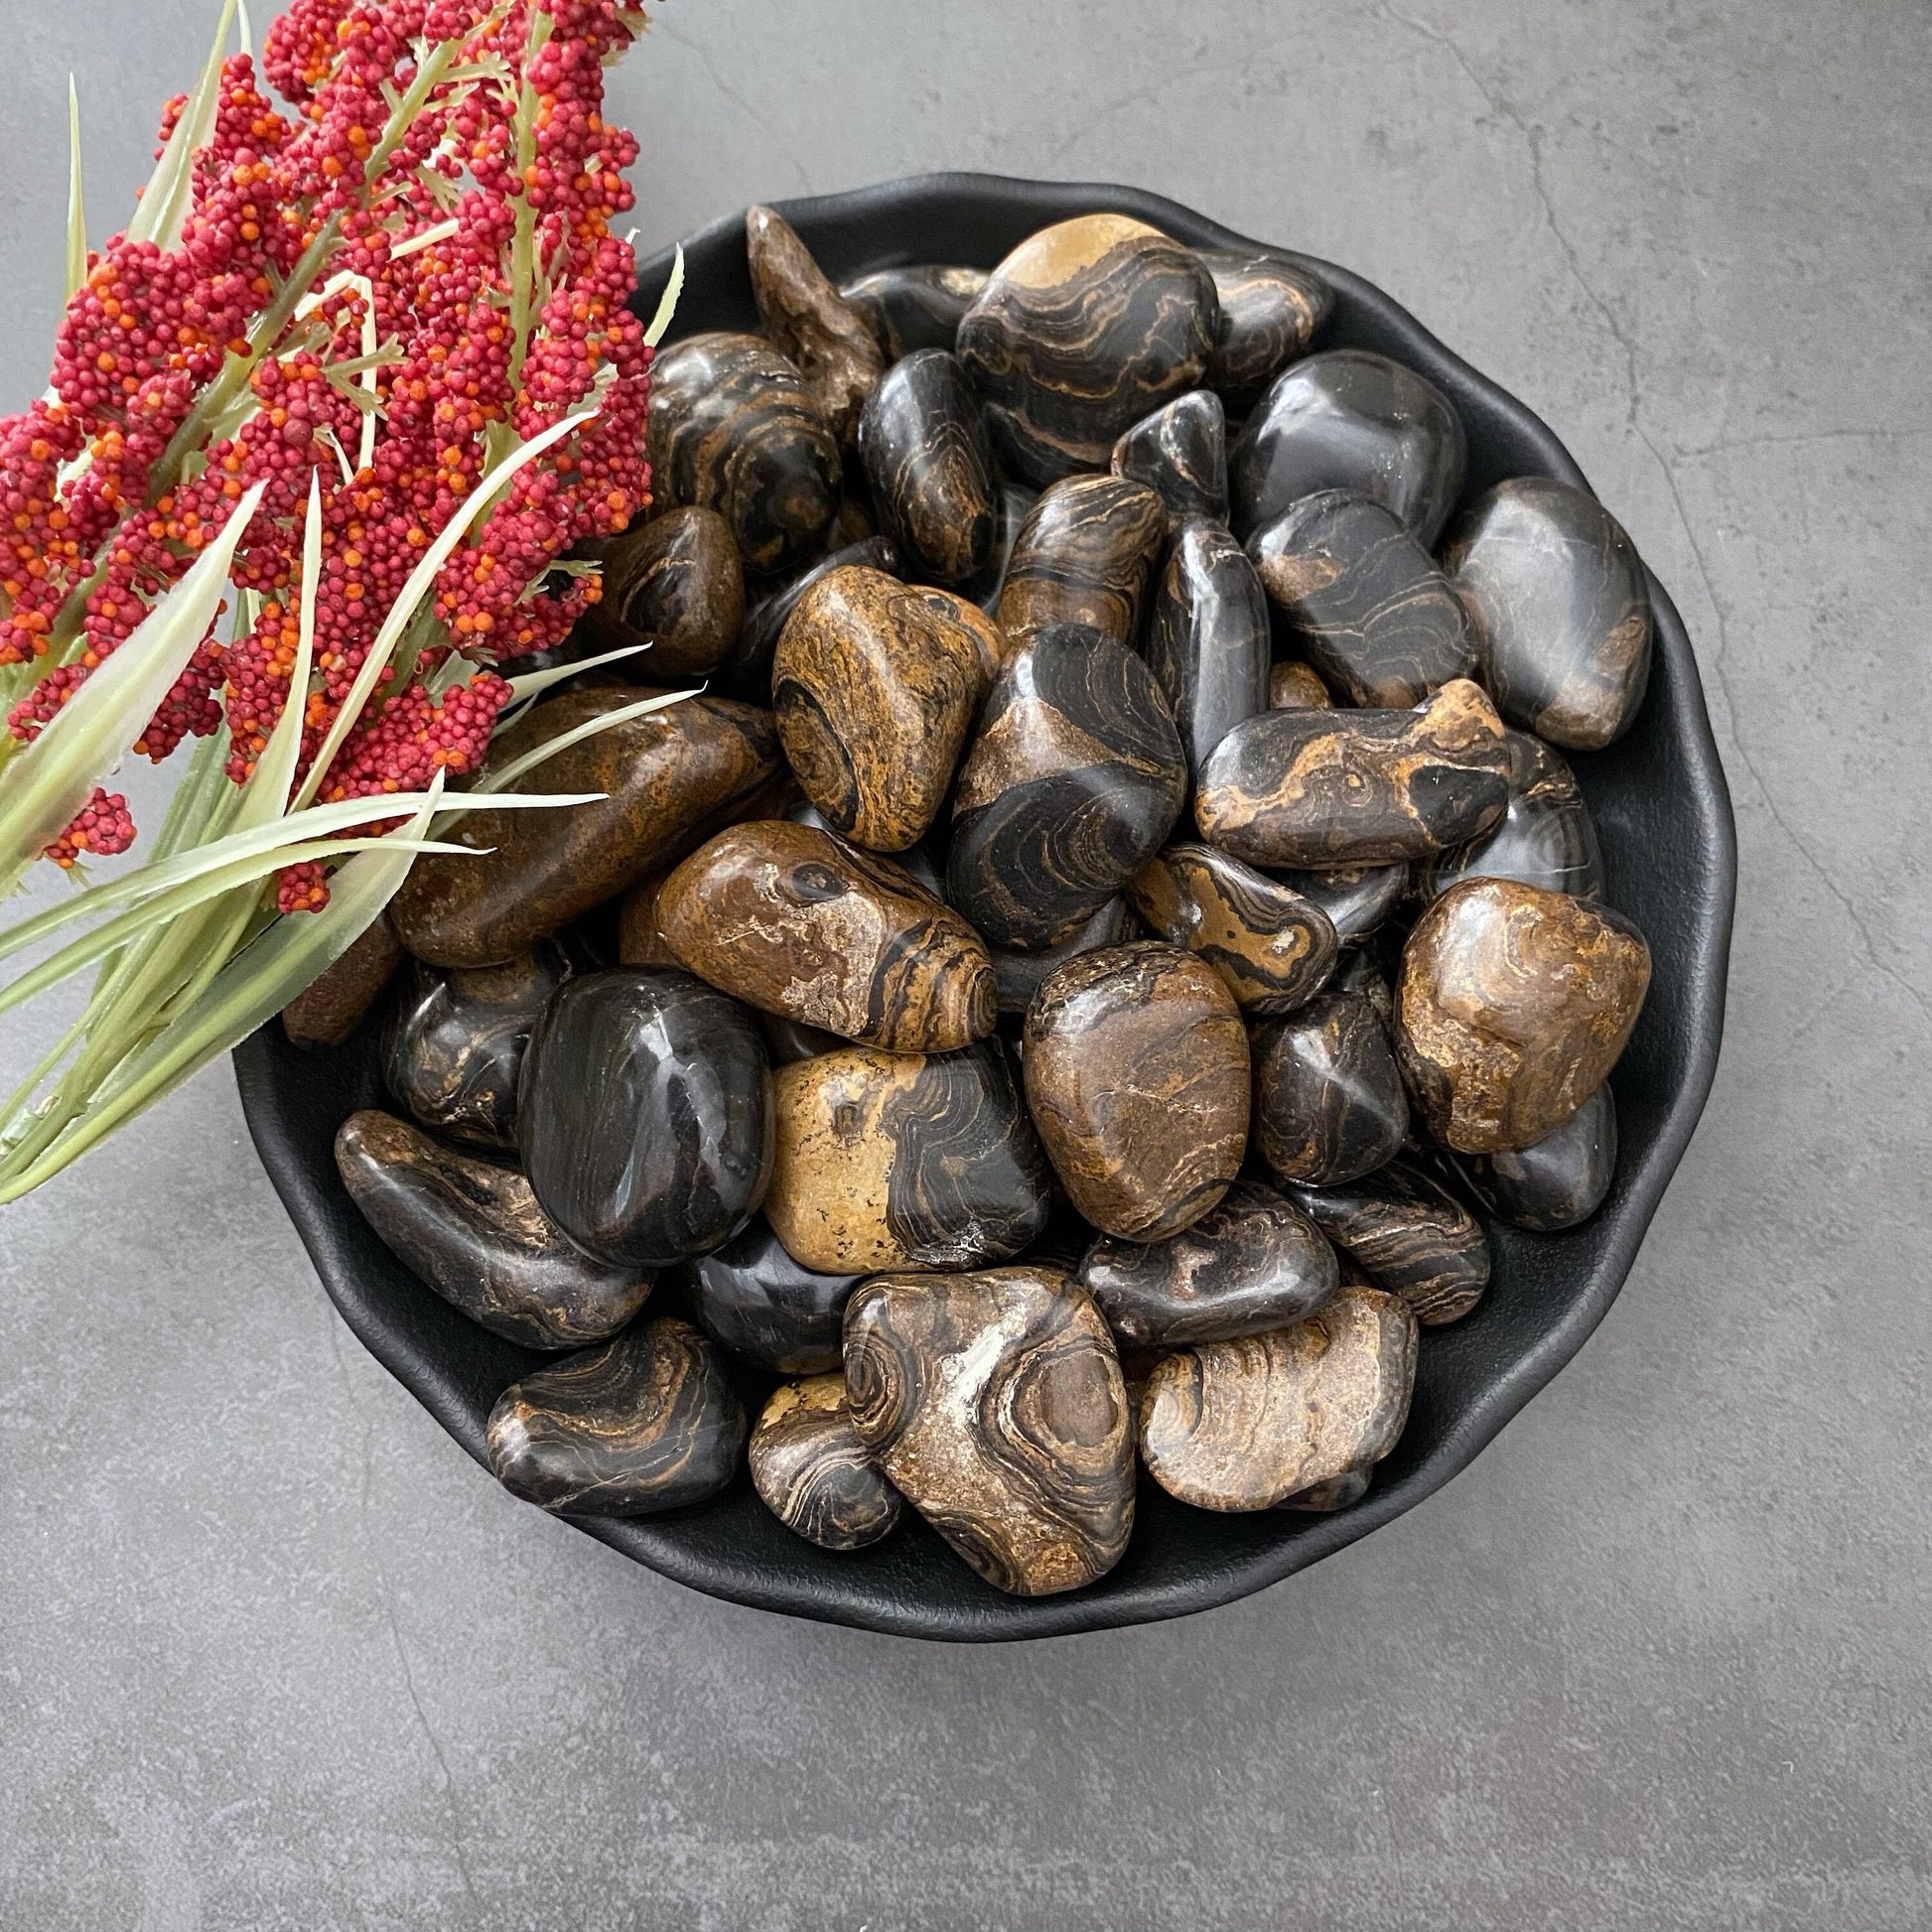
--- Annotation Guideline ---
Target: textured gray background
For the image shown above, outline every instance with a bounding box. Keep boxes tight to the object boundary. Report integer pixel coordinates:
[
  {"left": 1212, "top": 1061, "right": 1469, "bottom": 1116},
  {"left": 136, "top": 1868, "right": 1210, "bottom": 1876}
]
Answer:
[{"left": 2, "top": 1, "right": 1927, "bottom": 1927}]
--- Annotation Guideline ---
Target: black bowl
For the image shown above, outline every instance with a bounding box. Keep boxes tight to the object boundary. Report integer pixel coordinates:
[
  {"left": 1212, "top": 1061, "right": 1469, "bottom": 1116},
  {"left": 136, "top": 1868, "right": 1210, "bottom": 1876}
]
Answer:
[{"left": 235, "top": 172, "right": 1736, "bottom": 1641}]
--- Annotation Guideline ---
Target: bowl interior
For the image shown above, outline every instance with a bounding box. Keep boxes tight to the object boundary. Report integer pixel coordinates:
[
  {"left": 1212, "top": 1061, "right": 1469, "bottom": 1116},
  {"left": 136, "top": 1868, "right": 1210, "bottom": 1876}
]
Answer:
[{"left": 235, "top": 172, "right": 1735, "bottom": 1641}]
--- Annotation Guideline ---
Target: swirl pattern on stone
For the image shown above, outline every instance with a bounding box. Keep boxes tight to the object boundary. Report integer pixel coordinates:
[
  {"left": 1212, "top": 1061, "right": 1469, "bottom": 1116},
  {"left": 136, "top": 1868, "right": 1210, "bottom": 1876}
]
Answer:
[
  {"left": 746, "top": 204, "right": 886, "bottom": 444},
  {"left": 1196, "top": 248, "right": 1333, "bottom": 401},
  {"left": 995, "top": 473, "right": 1168, "bottom": 650},
  {"left": 1421, "top": 728, "right": 1605, "bottom": 903},
  {"left": 857, "top": 349, "right": 997, "bottom": 586},
  {"left": 1252, "top": 990, "right": 1410, "bottom": 1186},
  {"left": 683, "top": 1216, "right": 861, "bottom": 1373},
  {"left": 580, "top": 505, "right": 745, "bottom": 680},
  {"left": 1286, "top": 1160, "right": 1491, "bottom": 1325},
  {"left": 1110, "top": 390, "right": 1228, "bottom": 523},
  {"left": 840, "top": 263, "right": 989, "bottom": 360},
  {"left": 1446, "top": 1081, "right": 1618, "bottom": 1231},
  {"left": 750, "top": 1375, "right": 903, "bottom": 1552}
]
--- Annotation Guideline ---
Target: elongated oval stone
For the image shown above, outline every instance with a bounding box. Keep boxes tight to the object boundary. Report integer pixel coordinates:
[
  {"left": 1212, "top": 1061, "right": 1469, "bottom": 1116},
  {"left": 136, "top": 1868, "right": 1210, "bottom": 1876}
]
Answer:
[
  {"left": 1253, "top": 991, "right": 1409, "bottom": 1186},
  {"left": 957, "top": 213, "right": 1220, "bottom": 484},
  {"left": 746, "top": 205, "right": 886, "bottom": 443},
  {"left": 857, "top": 349, "right": 996, "bottom": 586},
  {"left": 844, "top": 1267, "right": 1134, "bottom": 1594},
  {"left": 1111, "top": 390, "right": 1228, "bottom": 523},
  {"left": 724, "top": 534, "right": 899, "bottom": 702},
  {"left": 1287, "top": 1160, "right": 1490, "bottom": 1324},
  {"left": 282, "top": 911, "right": 401, "bottom": 1048},
  {"left": 1023, "top": 941, "right": 1250, "bottom": 1241},
  {"left": 1249, "top": 489, "right": 1478, "bottom": 706},
  {"left": 684, "top": 1216, "right": 861, "bottom": 1372},
  {"left": 989, "top": 897, "right": 1136, "bottom": 1017},
  {"left": 1444, "top": 477, "right": 1653, "bottom": 751},
  {"left": 1422, "top": 729, "right": 1605, "bottom": 902},
  {"left": 1197, "top": 248, "right": 1333, "bottom": 402},
  {"left": 995, "top": 474, "right": 1168, "bottom": 649},
  {"left": 336, "top": 1110, "right": 653, "bottom": 1349},
  {"left": 518, "top": 968, "right": 773, "bottom": 1267},
  {"left": 1195, "top": 678, "right": 1508, "bottom": 868},
  {"left": 1128, "top": 842, "right": 1335, "bottom": 1015},
  {"left": 765, "top": 1041, "right": 1051, "bottom": 1274},
  {"left": 1077, "top": 1178, "right": 1338, "bottom": 1349},
  {"left": 1271, "top": 861, "right": 1409, "bottom": 945},
  {"left": 390, "top": 690, "right": 780, "bottom": 968},
  {"left": 1269, "top": 660, "right": 1332, "bottom": 710},
  {"left": 1396, "top": 878, "right": 1651, "bottom": 1152},
  {"left": 949, "top": 624, "right": 1186, "bottom": 950},
  {"left": 657, "top": 821, "right": 995, "bottom": 1052},
  {"left": 840, "top": 263, "right": 989, "bottom": 360},
  {"left": 750, "top": 1375, "right": 902, "bottom": 1551},
  {"left": 646, "top": 331, "right": 841, "bottom": 572},
  {"left": 1229, "top": 348, "right": 1466, "bottom": 546},
  {"left": 772, "top": 565, "right": 987, "bottom": 851},
  {"left": 579, "top": 505, "right": 745, "bottom": 680},
  {"left": 1449, "top": 1080, "right": 1617, "bottom": 1231},
  {"left": 485, "top": 1317, "right": 746, "bottom": 1515},
  {"left": 1144, "top": 517, "right": 1270, "bottom": 773},
  {"left": 1140, "top": 1285, "right": 1417, "bottom": 1510}
]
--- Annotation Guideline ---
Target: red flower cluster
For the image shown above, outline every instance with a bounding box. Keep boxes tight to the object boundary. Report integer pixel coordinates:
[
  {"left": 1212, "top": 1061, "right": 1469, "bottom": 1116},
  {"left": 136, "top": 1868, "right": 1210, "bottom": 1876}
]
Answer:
[{"left": 0, "top": 1, "right": 652, "bottom": 889}]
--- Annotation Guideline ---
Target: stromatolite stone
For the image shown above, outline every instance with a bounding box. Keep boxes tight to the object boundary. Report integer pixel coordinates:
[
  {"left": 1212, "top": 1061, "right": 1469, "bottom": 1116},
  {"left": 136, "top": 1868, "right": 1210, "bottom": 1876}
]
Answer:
[
  {"left": 1272, "top": 862, "right": 1409, "bottom": 946},
  {"left": 1229, "top": 348, "right": 1467, "bottom": 546},
  {"left": 578, "top": 505, "right": 744, "bottom": 680},
  {"left": 750, "top": 1376, "right": 902, "bottom": 1551},
  {"left": 1195, "top": 678, "right": 1508, "bottom": 868},
  {"left": 772, "top": 565, "right": 988, "bottom": 850},
  {"left": 1449, "top": 1080, "right": 1618, "bottom": 1231},
  {"left": 486, "top": 1316, "right": 746, "bottom": 1515},
  {"left": 1252, "top": 992, "right": 1409, "bottom": 1187},
  {"left": 911, "top": 585, "right": 1012, "bottom": 687},
  {"left": 519, "top": 969, "right": 773, "bottom": 1267},
  {"left": 382, "top": 947, "right": 568, "bottom": 1150},
  {"left": 684, "top": 1216, "right": 861, "bottom": 1372},
  {"left": 1396, "top": 878, "right": 1651, "bottom": 1153},
  {"left": 989, "top": 897, "right": 1136, "bottom": 1017},
  {"left": 1269, "top": 659, "right": 1332, "bottom": 710},
  {"left": 281, "top": 912, "right": 401, "bottom": 1047},
  {"left": 725, "top": 534, "right": 899, "bottom": 700},
  {"left": 1444, "top": 477, "right": 1653, "bottom": 751},
  {"left": 1143, "top": 517, "right": 1270, "bottom": 773},
  {"left": 857, "top": 349, "right": 996, "bottom": 586},
  {"left": 1197, "top": 248, "right": 1333, "bottom": 402},
  {"left": 745, "top": 205, "right": 886, "bottom": 443},
  {"left": 1077, "top": 1178, "right": 1338, "bottom": 1348},
  {"left": 840, "top": 263, "right": 989, "bottom": 360},
  {"left": 1422, "top": 729, "right": 1604, "bottom": 903},
  {"left": 766, "top": 1041, "right": 1051, "bottom": 1273},
  {"left": 336, "top": 1110, "right": 653, "bottom": 1349},
  {"left": 657, "top": 821, "right": 995, "bottom": 1052},
  {"left": 1023, "top": 941, "right": 1250, "bottom": 1241},
  {"left": 995, "top": 474, "right": 1168, "bottom": 649},
  {"left": 1287, "top": 1161, "right": 1490, "bottom": 1324},
  {"left": 786, "top": 796, "right": 950, "bottom": 902},
  {"left": 1140, "top": 1285, "right": 1417, "bottom": 1510},
  {"left": 956, "top": 213, "right": 1220, "bottom": 484},
  {"left": 1128, "top": 843, "right": 1335, "bottom": 1015},
  {"left": 390, "top": 690, "right": 779, "bottom": 968},
  {"left": 949, "top": 624, "right": 1185, "bottom": 950},
  {"left": 646, "top": 331, "right": 842, "bottom": 573},
  {"left": 1249, "top": 489, "right": 1478, "bottom": 707},
  {"left": 1110, "top": 390, "right": 1228, "bottom": 523},
  {"left": 843, "top": 1267, "right": 1134, "bottom": 1594}
]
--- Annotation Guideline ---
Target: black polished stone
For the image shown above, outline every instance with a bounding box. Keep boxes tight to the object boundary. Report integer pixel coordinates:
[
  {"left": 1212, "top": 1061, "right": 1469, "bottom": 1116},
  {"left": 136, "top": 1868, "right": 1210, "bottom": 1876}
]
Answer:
[
  {"left": 1286, "top": 1159, "right": 1490, "bottom": 1325},
  {"left": 988, "top": 897, "right": 1136, "bottom": 1017},
  {"left": 840, "top": 263, "right": 988, "bottom": 359},
  {"left": 682, "top": 1216, "right": 862, "bottom": 1373},
  {"left": 1111, "top": 390, "right": 1228, "bottom": 523},
  {"left": 1421, "top": 729, "right": 1605, "bottom": 903},
  {"left": 1144, "top": 517, "right": 1271, "bottom": 774},
  {"left": 1268, "top": 861, "right": 1410, "bottom": 946},
  {"left": 963, "top": 482, "right": 1038, "bottom": 616},
  {"left": 1197, "top": 249, "right": 1333, "bottom": 404},
  {"left": 1451, "top": 1080, "right": 1618, "bottom": 1231},
  {"left": 857, "top": 349, "right": 997, "bottom": 587},
  {"left": 1252, "top": 991, "right": 1409, "bottom": 1187},
  {"left": 721, "top": 535, "right": 899, "bottom": 701}
]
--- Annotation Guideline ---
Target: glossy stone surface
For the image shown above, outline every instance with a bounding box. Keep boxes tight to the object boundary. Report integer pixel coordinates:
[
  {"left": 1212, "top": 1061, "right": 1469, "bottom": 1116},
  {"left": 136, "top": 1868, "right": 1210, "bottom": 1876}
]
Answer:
[
  {"left": 1252, "top": 991, "right": 1409, "bottom": 1186},
  {"left": 1228, "top": 348, "right": 1467, "bottom": 547},
  {"left": 843, "top": 1267, "right": 1134, "bottom": 1595},
  {"left": 579, "top": 505, "right": 745, "bottom": 680},
  {"left": 758, "top": 1012, "right": 844, "bottom": 1066},
  {"left": 382, "top": 947, "right": 568, "bottom": 1151},
  {"left": 1140, "top": 1285, "right": 1417, "bottom": 1511},
  {"left": 1396, "top": 878, "right": 1652, "bottom": 1152},
  {"left": 963, "top": 481, "right": 1036, "bottom": 615},
  {"left": 995, "top": 474, "right": 1168, "bottom": 650},
  {"left": 1144, "top": 516, "right": 1270, "bottom": 773},
  {"left": 1277, "top": 1465, "right": 1373, "bottom": 1512},
  {"left": 956, "top": 213, "right": 1220, "bottom": 484},
  {"left": 1076, "top": 1178, "right": 1338, "bottom": 1348},
  {"left": 772, "top": 565, "right": 988, "bottom": 850},
  {"left": 646, "top": 331, "right": 842, "bottom": 573},
  {"left": 857, "top": 349, "right": 996, "bottom": 586},
  {"left": 1269, "top": 659, "right": 1332, "bottom": 710},
  {"left": 785, "top": 796, "right": 950, "bottom": 903},
  {"left": 909, "top": 585, "right": 1012, "bottom": 686},
  {"left": 765, "top": 1041, "right": 1051, "bottom": 1273},
  {"left": 518, "top": 969, "right": 773, "bottom": 1268},
  {"left": 1271, "top": 861, "right": 1409, "bottom": 946},
  {"left": 1248, "top": 489, "right": 1477, "bottom": 706},
  {"left": 390, "top": 690, "right": 780, "bottom": 968},
  {"left": 1110, "top": 390, "right": 1228, "bottom": 523},
  {"left": 1023, "top": 941, "right": 1250, "bottom": 1241},
  {"left": 485, "top": 1317, "right": 746, "bottom": 1516},
  {"left": 1128, "top": 842, "right": 1336, "bottom": 1015},
  {"left": 988, "top": 897, "right": 1135, "bottom": 1017},
  {"left": 1445, "top": 477, "right": 1653, "bottom": 751},
  {"left": 750, "top": 1376, "right": 902, "bottom": 1552},
  {"left": 840, "top": 263, "right": 988, "bottom": 360},
  {"left": 745, "top": 204, "right": 886, "bottom": 444},
  {"left": 1196, "top": 677, "right": 1507, "bottom": 869},
  {"left": 1287, "top": 1160, "right": 1491, "bottom": 1325},
  {"left": 726, "top": 535, "right": 899, "bottom": 701},
  {"left": 683, "top": 1216, "right": 861, "bottom": 1373},
  {"left": 657, "top": 821, "right": 996, "bottom": 1052},
  {"left": 1450, "top": 1080, "right": 1618, "bottom": 1231},
  {"left": 335, "top": 1111, "right": 653, "bottom": 1350},
  {"left": 1422, "top": 729, "right": 1605, "bottom": 903},
  {"left": 1196, "top": 248, "right": 1333, "bottom": 401},
  {"left": 948, "top": 624, "right": 1186, "bottom": 950},
  {"left": 281, "top": 912, "right": 401, "bottom": 1048},
  {"left": 615, "top": 868, "right": 679, "bottom": 969}
]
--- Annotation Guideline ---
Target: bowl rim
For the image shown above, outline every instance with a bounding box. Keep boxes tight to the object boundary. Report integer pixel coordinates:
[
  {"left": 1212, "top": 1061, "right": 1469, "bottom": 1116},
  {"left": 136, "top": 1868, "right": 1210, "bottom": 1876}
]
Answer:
[{"left": 235, "top": 169, "right": 1737, "bottom": 1641}]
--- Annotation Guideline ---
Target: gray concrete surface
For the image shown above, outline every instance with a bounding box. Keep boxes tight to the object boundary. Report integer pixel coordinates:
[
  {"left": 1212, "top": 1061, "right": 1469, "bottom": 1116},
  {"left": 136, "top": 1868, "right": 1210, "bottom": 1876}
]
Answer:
[{"left": 2, "top": 1, "right": 1928, "bottom": 1926}]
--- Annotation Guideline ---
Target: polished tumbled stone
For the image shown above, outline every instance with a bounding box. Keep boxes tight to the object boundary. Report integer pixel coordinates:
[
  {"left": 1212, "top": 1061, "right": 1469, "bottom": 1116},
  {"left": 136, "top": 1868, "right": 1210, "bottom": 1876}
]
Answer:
[
  {"left": 840, "top": 263, "right": 989, "bottom": 360},
  {"left": 1252, "top": 990, "right": 1410, "bottom": 1187},
  {"left": 746, "top": 204, "right": 886, "bottom": 444},
  {"left": 1110, "top": 389, "right": 1229, "bottom": 523},
  {"left": 995, "top": 473, "right": 1169, "bottom": 650},
  {"left": 1421, "top": 728, "right": 1605, "bottom": 903},
  {"left": 579, "top": 505, "right": 745, "bottom": 681},
  {"left": 1286, "top": 1160, "right": 1491, "bottom": 1325},
  {"left": 857, "top": 348, "right": 997, "bottom": 587},
  {"left": 1143, "top": 516, "right": 1271, "bottom": 774},
  {"left": 683, "top": 1215, "right": 862, "bottom": 1373},
  {"left": 750, "top": 1375, "right": 903, "bottom": 1551},
  {"left": 1196, "top": 248, "right": 1333, "bottom": 402}
]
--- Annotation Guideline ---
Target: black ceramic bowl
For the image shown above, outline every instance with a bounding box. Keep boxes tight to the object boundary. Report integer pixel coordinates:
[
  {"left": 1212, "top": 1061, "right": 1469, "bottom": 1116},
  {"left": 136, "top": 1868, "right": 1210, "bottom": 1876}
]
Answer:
[{"left": 235, "top": 173, "right": 1736, "bottom": 1641}]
